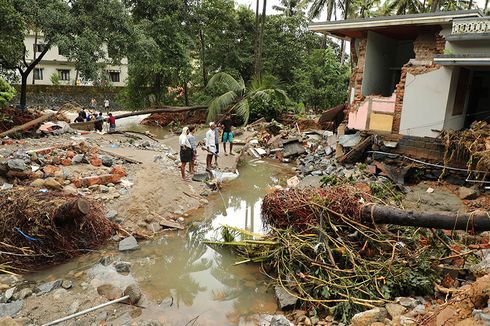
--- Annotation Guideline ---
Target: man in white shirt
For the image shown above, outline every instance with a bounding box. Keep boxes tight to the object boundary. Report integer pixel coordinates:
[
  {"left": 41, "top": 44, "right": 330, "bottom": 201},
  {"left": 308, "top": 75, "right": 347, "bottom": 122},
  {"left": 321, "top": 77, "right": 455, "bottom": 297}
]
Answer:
[{"left": 205, "top": 122, "right": 217, "bottom": 172}]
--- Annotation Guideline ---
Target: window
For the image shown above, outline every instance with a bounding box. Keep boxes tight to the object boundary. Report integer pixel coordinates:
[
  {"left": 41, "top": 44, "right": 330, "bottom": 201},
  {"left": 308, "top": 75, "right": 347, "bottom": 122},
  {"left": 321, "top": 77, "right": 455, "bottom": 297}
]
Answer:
[
  {"left": 34, "top": 43, "right": 45, "bottom": 53},
  {"left": 108, "top": 71, "right": 120, "bottom": 83},
  {"left": 58, "top": 69, "right": 70, "bottom": 81},
  {"left": 33, "top": 68, "right": 43, "bottom": 80}
]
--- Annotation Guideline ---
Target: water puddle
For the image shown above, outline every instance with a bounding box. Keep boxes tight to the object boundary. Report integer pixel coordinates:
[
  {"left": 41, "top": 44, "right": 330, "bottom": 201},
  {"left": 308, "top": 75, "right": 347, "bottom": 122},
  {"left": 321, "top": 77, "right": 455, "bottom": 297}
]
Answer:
[{"left": 25, "top": 159, "right": 293, "bottom": 325}]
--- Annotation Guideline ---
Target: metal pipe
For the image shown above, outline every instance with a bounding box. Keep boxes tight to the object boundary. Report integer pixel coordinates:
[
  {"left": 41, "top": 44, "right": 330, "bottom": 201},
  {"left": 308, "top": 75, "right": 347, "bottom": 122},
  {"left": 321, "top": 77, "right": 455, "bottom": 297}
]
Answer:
[{"left": 42, "top": 295, "right": 130, "bottom": 326}]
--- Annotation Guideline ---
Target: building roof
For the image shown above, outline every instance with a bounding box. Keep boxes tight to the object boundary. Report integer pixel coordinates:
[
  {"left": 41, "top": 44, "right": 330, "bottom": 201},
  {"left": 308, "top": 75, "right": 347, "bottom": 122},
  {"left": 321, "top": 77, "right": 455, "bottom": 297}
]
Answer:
[{"left": 309, "top": 10, "right": 483, "bottom": 39}]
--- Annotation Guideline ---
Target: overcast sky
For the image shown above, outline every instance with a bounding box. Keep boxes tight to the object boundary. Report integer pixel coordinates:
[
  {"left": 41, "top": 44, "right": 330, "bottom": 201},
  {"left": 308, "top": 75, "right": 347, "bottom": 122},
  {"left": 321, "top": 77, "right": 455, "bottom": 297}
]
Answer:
[{"left": 235, "top": 0, "right": 487, "bottom": 21}]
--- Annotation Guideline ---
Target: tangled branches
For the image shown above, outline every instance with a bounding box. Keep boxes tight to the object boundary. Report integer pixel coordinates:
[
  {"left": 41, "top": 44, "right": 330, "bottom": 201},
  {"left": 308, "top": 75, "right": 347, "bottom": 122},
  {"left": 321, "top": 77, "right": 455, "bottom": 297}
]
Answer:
[
  {"left": 441, "top": 121, "right": 490, "bottom": 175},
  {"left": 0, "top": 188, "right": 116, "bottom": 273},
  {"left": 208, "top": 187, "right": 481, "bottom": 322}
]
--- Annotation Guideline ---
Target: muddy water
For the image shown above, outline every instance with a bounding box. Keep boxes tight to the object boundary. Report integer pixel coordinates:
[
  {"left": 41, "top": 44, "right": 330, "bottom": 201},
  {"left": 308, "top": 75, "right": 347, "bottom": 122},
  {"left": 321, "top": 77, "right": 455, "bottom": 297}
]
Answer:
[{"left": 26, "top": 159, "right": 292, "bottom": 325}]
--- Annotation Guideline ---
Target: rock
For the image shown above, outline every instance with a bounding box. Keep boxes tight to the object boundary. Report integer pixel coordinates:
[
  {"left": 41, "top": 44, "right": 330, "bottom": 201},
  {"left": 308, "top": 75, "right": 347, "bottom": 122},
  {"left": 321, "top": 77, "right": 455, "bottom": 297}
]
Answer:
[
  {"left": 192, "top": 173, "right": 209, "bottom": 182},
  {"left": 67, "top": 300, "right": 80, "bottom": 314},
  {"left": 123, "top": 284, "right": 141, "bottom": 304},
  {"left": 6, "top": 160, "right": 27, "bottom": 172},
  {"left": 99, "top": 256, "right": 113, "bottom": 266},
  {"left": 270, "top": 315, "right": 293, "bottom": 326},
  {"left": 106, "top": 210, "right": 118, "bottom": 220},
  {"left": 61, "top": 280, "right": 73, "bottom": 289},
  {"left": 96, "top": 311, "right": 108, "bottom": 323},
  {"left": 395, "top": 297, "right": 418, "bottom": 309},
  {"left": 62, "top": 185, "right": 78, "bottom": 195},
  {"left": 36, "top": 279, "right": 62, "bottom": 294},
  {"left": 114, "top": 262, "right": 131, "bottom": 274},
  {"left": 386, "top": 303, "right": 407, "bottom": 319},
  {"left": 29, "top": 179, "right": 45, "bottom": 187},
  {"left": 470, "top": 249, "right": 490, "bottom": 277},
  {"left": 148, "top": 222, "right": 162, "bottom": 233},
  {"left": 44, "top": 178, "right": 62, "bottom": 190},
  {"left": 392, "top": 316, "right": 417, "bottom": 326},
  {"left": 1, "top": 288, "right": 15, "bottom": 303},
  {"left": 100, "top": 185, "right": 110, "bottom": 193},
  {"left": 72, "top": 154, "right": 84, "bottom": 164},
  {"left": 458, "top": 186, "right": 478, "bottom": 200},
  {"left": 405, "top": 304, "right": 425, "bottom": 317},
  {"left": 97, "top": 284, "right": 122, "bottom": 300},
  {"left": 0, "top": 301, "right": 23, "bottom": 317},
  {"left": 274, "top": 286, "right": 298, "bottom": 310},
  {"left": 0, "top": 316, "right": 21, "bottom": 325},
  {"left": 350, "top": 308, "right": 388, "bottom": 326},
  {"left": 12, "top": 288, "right": 31, "bottom": 301},
  {"left": 0, "top": 184, "right": 13, "bottom": 191},
  {"left": 118, "top": 236, "right": 139, "bottom": 251},
  {"left": 101, "top": 156, "right": 114, "bottom": 167}
]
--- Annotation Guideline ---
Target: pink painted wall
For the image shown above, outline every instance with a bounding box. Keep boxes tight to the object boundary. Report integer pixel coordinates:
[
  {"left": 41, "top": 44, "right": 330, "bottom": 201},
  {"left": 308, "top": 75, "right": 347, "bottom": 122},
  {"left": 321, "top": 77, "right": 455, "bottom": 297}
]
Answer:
[{"left": 348, "top": 94, "right": 396, "bottom": 130}]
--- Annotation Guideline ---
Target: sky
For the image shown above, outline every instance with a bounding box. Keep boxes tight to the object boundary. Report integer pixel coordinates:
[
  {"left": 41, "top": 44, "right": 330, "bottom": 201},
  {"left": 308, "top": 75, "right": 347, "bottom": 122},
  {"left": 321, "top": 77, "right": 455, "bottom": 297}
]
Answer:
[{"left": 235, "top": 0, "right": 487, "bottom": 22}]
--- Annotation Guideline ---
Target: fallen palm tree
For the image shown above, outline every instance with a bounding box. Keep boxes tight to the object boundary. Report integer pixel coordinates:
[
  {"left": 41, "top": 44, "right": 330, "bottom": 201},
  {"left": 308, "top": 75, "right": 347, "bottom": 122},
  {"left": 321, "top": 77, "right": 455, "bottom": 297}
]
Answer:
[
  {"left": 0, "top": 188, "right": 116, "bottom": 273},
  {"left": 207, "top": 186, "right": 485, "bottom": 322}
]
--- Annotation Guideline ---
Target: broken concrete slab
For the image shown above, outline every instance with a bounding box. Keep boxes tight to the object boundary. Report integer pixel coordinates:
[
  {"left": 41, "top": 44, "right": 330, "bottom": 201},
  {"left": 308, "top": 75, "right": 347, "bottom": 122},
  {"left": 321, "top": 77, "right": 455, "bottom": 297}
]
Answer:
[
  {"left": 458, "top": 186, "right": 478, "bottom": 200},
  {"left": 159, "top": 219, "right": 184, "bottom": 230},
  {"left": 338, "top": 133, "right": 361, "bottom": 147},
  {"left": 297, "top": 176, "right": 323, "bottom": 189},
  {"left": 282, "top": 139, "right": 306, "bottom": 158},
  {"left": 36, "top": 279, "right": 62, "bottom": 294}
]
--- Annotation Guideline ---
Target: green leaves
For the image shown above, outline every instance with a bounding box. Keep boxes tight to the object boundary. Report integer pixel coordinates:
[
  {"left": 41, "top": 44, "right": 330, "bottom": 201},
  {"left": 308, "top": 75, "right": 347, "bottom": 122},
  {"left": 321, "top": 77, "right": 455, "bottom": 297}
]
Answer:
[{"left": 0, "top": 78, "right": 16, "bottom": 108}]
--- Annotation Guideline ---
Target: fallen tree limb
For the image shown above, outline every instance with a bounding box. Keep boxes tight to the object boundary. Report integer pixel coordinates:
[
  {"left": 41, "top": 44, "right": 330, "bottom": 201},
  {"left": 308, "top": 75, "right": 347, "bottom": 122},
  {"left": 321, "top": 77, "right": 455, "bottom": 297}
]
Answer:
[
  {"left": 98, "top": 149, "right": 143, "bottom": 164},
  {"left": 362, "top": 205, "right": 490, "bottom": 232},
  {"left": 70, "top": 105, "right": 207, "bottom": 130},
  {"left": 53, "top": 198, "right": 90, "bottom": 225},
  {"left": 0, "top": 111, "right": 56, "bottom": 138}
]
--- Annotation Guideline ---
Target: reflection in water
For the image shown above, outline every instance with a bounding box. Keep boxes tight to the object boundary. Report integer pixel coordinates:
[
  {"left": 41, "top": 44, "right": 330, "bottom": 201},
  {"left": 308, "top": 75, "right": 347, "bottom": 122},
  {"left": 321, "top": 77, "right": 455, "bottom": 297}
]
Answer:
[{"left": 127, "top": 160, "right": 292, "bottom": 325}]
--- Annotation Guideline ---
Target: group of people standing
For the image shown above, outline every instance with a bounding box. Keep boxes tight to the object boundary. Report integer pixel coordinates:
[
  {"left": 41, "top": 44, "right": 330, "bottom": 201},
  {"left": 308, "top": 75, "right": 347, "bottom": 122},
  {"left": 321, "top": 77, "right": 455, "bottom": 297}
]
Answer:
[
  {"left": 178, "top": 113, "right": 234, "bottom": 180},
  {"left": 74, "top": 108, "right": 116, "bottom": 133}
]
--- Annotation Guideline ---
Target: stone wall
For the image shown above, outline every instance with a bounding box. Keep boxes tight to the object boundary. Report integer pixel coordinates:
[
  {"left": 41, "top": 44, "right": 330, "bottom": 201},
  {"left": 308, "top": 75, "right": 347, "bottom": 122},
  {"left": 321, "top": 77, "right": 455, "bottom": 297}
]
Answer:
[{"left": 13, "top": 85, "right": 125, "bottom": 110}]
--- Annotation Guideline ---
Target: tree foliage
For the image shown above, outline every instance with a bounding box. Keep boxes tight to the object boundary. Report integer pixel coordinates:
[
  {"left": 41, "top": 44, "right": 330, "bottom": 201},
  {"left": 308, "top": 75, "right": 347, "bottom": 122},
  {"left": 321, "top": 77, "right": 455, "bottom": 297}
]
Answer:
[{"left": 0, "top": 78, "right": 16, "bottom": 108}]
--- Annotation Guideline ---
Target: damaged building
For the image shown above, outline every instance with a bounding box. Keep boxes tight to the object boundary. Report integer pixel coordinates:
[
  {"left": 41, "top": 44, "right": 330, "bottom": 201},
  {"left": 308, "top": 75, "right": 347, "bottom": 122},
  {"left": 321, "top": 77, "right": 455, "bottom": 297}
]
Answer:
[{"left": 310, "top": 10, "right": 490, "bottom": 143}]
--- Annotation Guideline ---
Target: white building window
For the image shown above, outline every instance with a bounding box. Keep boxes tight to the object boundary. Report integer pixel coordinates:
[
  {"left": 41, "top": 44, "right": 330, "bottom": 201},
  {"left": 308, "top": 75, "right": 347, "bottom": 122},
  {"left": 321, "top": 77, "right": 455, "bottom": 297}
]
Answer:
[
  {"left": 33, "top": 68, "right": 43, "bottom": 80},
  {"left": 58, "top": 69, "right": 70, "bottom": 81},
  {"left": 108, "top": 71, "right": 120, "bottom": 83},
  {"left": 34, "top": 43, "right": 45, "bottom": 53}
]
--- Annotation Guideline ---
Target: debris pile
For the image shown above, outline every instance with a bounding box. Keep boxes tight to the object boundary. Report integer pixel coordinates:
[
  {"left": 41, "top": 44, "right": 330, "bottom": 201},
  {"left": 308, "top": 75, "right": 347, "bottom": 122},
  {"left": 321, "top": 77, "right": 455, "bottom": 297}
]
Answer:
[
  {"left": 208, "top": 185, "right": 488, "bottom": 323},
  {"left": 0, "top": 188, "right": 116, "bottom": 273},
  {"left": 141, "top": 110, "right": 206, "bottom": 128},
  {"left": 442, "top": 120, "right": 490, "bottom": 174}
]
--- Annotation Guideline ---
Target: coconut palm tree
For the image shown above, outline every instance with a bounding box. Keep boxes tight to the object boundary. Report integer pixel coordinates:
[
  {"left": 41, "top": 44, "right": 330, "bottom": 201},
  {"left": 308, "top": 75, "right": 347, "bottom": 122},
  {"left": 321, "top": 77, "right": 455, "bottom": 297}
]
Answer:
[
  {"left": 382, "top": 0, "right": 423, "bottom": 15},
  {"left": 207, "top": 72, "right": 288, "bottom": 125},
  {"left": 273, "top": 0, "right": 308, "bottom": 16}
]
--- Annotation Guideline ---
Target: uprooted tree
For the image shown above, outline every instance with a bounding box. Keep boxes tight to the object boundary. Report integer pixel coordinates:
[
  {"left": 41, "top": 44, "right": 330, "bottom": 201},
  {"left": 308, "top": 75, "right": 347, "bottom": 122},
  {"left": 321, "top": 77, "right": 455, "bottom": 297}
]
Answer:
[{"left": 0, "top": 0, "right": 133, "bottom": 108}]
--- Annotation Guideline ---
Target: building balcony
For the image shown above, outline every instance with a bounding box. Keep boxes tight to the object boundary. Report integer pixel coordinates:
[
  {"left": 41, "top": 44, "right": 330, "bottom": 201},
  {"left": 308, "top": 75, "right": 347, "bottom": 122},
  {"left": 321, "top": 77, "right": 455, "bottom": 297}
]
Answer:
[{"left": 448, "top": 17, "right": 490, "bottom": 41}]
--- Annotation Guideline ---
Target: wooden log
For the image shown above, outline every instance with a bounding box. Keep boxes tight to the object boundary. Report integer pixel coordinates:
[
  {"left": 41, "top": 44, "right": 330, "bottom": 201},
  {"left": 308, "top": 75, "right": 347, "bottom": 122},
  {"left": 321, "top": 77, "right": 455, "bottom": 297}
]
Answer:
[
  {"left": 0, "top": 112, "right": 56, "bottom": 138},
  {"left": 362, "top": 205, "right": 490, "bottom": 232},
  {"left": 70, "top": 105, "right": 207, "bottom": 130},
  {"left": 53, "top": 198, "right": 90, "bottom": 225}
]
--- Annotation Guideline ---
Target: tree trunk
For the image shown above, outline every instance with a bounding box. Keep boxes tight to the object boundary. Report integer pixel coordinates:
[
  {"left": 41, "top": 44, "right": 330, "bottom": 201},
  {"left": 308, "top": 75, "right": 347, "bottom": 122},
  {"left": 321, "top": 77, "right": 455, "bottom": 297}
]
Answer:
[
  {"left": 183, "top": 81, "right": 189, "bottom": 106},
  {"left": 485, "top": 0, "right": 489, "bottom": 13},
  {"left": 430, "top": 0, "right": 440, "bottom": 12},
  {"left": 340, "top": 0, "right": 349, "bottom": 64},
  {"left": 256, "top": 0, "right": 267, "bottom": 79},
  {"left": 326, "top": 0, "right": 334, "bottom": 21},
  {"left": 52, "top": 198, "right": 90, "bottom": 225},
  {"left": 468, "top": 0, "right": 473, "bottom": 9},
  {"left": 19, "top": 73, "right": 28, "bottom": 109},
  {"left": 199, "top": 29, "right": 207, "bottom": 87},
  {"left": 0, "top": 111, "right": 57, "bottom": 138},
  {"left": 361, "top": 205, "right": 490, "bottom": 232},
  {"left": 254, "top": 0, "right": 261, "bottom": 77}
]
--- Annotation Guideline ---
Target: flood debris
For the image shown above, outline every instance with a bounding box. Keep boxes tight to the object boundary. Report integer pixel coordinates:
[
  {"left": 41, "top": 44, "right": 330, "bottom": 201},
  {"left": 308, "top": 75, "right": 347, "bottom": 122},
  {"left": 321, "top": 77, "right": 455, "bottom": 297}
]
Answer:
[{"left": 0, "top": 188, "right": 116, "bottom": 273}]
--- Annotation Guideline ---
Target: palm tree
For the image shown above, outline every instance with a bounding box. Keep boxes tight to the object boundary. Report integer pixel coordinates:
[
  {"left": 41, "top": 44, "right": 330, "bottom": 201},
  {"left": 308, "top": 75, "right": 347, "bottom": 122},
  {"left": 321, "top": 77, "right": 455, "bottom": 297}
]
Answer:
[
  {"left": 207, "top": 72, "right": 288, "bottom": 125},
  {"left": 383, "top": 0, "right": 423, "bottom": 15},
  {"left": 273, "top": 0, "right": 308, "bottom": 16},
  {"left": 308, "top": 0, "right": 336, "bottom": 20}
]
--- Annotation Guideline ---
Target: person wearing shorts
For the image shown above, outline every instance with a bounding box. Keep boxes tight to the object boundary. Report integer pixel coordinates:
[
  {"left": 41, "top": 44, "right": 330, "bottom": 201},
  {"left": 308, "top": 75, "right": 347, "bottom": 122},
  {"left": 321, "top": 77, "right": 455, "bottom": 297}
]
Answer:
[{"left": 221, "top": 113, "right": 234, "bottom": 155}]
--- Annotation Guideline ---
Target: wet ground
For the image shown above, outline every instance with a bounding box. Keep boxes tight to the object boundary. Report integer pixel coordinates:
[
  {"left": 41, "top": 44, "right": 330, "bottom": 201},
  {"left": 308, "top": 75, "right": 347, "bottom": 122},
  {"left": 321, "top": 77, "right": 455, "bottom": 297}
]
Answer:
[{"left": 22, "top": 159, "right": 293, "bottom": 325}]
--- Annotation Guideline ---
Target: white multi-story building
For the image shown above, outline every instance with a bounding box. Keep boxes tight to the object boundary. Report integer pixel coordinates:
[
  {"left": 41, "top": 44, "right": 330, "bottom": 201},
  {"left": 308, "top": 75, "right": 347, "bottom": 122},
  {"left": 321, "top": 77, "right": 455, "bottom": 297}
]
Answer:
[{"left": 24, "top": 32, "right": 128, "bottom": 87}]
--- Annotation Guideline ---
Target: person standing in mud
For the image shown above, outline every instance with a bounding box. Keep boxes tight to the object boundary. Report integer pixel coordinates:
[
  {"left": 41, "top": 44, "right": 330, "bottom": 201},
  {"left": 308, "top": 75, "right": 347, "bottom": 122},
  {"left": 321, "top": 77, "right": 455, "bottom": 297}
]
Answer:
[
  {"left": 90, "top": 98, "right": 97, "bottom": 111},
  {"left": 221, "top": 113, "right": 234, "bottom": 156},
  {"left": 206, "top": 122, "right": 217, "bottom": 172},
  {"left": 108, "top": 113, "right": 116, "bottom": 133},
  {"left": 179, "top": 127, "right": 192, "bottom": 180},
  {"left": 94, "top": 112, "right": 104, "bottom": 132},
  {"left": 187, "top": 126, "right": 197, "bottom": 175}
]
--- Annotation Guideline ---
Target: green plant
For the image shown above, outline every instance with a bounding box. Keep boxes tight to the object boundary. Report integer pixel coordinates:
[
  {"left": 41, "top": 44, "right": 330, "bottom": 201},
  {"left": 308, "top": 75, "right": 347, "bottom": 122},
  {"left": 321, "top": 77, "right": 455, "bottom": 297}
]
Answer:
[
  {"left": 0, "top": 78, "right": 16, "bottom": 108},
  {"left": 50, "top": 72, "right": 60, "bottom": 86}
]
